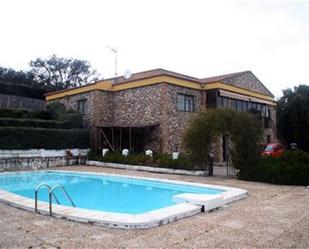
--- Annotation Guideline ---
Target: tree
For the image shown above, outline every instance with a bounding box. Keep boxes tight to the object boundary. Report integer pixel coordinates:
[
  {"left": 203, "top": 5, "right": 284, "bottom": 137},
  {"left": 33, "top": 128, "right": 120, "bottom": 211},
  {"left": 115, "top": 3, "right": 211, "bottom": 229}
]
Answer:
[
  {"left": 0, "top": 67, "right": 36, "bottom": 86},
  {"left": 30, "top": 55, "right": 100, "bottom": 90},
  {"left": 183, "top": 108, "right": 263, "bottom": 173},
  {"left": 277, "top": 85, "right": 309, "bottom": 151}
]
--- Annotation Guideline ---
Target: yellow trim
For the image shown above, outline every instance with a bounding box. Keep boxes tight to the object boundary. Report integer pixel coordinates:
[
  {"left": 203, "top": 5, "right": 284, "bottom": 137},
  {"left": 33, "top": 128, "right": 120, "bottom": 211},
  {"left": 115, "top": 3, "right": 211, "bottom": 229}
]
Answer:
[
  {"left": 46, "top": 76, "right": 201, "bottom": 101},
  {"left": 112, "top": 76, "right": 201, "bottom": 91},
  {"left": 46, "top": 75, "right": 276, "bottom": 105},
  {"left": 203, "top": 83, "right": 276, "bottom": 105},
  {"left": 46, "top": 81, "right": 113, "bottom": 101}
]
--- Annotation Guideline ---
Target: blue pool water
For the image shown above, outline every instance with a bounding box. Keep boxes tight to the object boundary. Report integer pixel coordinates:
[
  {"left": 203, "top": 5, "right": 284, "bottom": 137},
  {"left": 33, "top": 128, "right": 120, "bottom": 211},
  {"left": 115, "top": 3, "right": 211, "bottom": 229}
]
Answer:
[{"left": 0, "top": 171, "right": 224, "bottom": 214}]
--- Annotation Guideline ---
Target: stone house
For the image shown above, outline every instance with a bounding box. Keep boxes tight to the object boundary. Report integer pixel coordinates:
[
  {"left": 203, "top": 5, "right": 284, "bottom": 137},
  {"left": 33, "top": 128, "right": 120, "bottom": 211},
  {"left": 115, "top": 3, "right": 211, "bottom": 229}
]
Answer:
[{"left": 46, "top": 68, "right": 276, "bottom": 162}]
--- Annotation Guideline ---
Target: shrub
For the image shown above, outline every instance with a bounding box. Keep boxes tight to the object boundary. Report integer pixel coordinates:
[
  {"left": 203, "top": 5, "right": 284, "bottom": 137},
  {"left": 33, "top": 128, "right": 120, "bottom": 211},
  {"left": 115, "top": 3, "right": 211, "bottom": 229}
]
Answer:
[
  {"left": 183, "top": 109, "right": 263, "bottom": 171},
  {"left": 31, "top": 110, "right": 53, "bottom": 120},
  {"left": 0, "top": 105, "right": 83, "bottom": 128},
  {"left": 0, "top": 118, "right": 64, "bottom": 128},
  {"left": 0, "top": 127, "right": 90, "bottom": 149},
  {"left": 0, "top": 108, "right": 30, "bottom": 119},
  {"left": 238, "top": 150, "right": 309, "bottom": 185},
  {"left": 87, "top": 151, "right": 197, "bottom": 170},
  {"left": 46, "top": 102, "right": 83, "bottom": 128}
]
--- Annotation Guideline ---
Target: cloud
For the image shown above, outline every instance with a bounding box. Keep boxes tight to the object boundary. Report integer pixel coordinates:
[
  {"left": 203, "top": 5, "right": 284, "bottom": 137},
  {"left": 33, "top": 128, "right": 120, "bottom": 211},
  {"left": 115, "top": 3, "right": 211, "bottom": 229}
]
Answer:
[{"left": 0, "top": 0, "right": 308, "bottom": 97}]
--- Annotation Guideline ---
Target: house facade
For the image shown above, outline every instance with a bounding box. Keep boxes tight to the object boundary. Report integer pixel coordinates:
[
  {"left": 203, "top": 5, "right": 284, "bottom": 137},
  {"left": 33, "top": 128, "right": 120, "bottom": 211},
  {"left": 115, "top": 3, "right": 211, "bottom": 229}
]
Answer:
[{"left": 46, "top": 69, "right": 277, "bottom": 162}]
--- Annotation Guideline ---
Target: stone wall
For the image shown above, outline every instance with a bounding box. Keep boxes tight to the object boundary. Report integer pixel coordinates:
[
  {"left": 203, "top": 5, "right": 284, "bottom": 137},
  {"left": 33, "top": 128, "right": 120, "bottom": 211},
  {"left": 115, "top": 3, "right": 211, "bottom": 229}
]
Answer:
[
  {"left": 0, "top": 149, "right": 89, "bottom": 171},
  {"left": 92, "top": 90, "right": 113, "bottom": 127},
  {"left": 159, "top": 84, "right": 202, "bottom": 153},
  {"left": 47, "top": 82, "right": 277, "bottom": 155},
  {"left": 49, "top": 92, "right": 96, "bottom": 127},
  {"left": 0, "top": 157, "right": 82, "bottom": 171},
  {"left": 263, "top": 105, "right": 278, "bottom": 143},
  {"left": 0, "top": 93, "right": 45, "bottom": 111},
  {"left": 112, "top": 84, "right": 162, "bottom": 127},
  {"left": 0, "top": 149, "right": 89, "bottom": 158}
]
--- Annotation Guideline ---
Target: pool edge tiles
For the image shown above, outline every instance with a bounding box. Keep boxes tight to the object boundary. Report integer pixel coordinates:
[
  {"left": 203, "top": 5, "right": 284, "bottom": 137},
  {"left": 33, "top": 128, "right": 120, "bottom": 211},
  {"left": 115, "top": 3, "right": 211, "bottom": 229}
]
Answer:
[{"left": 0, "top": 170, "right": 248, "bottom": 229}]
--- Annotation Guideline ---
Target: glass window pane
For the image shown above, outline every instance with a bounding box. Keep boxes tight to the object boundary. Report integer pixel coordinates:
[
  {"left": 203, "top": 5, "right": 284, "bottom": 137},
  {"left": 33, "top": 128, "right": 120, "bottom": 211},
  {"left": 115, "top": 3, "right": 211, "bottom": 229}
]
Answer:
[
  {"left": 177, "top": 94, "right": 194, "bottom": 112},
  {"left": 236, "top": 100, "right": 242, "bottom": 112},
  {"left": 243, "top": 101, "right": 248, "bottom": 111},
  {"left": 177, "top": 94, "right": 185, "bottom": 111},
  {"left": 217, "top": 96, "right": 223, "bottom": 108},
  {"left": 78, "top": 100, "right": 87, "bottom": 115},
  {"left": 230, "top": 99, "right": 236, "bottom": 110}
]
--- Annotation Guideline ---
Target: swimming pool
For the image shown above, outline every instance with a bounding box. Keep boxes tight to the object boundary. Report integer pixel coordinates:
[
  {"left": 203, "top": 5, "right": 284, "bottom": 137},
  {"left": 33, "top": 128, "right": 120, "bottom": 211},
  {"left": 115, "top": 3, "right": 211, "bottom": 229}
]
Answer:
[{"left": 0, "top": 170, "right": 247, "bottom": 229}]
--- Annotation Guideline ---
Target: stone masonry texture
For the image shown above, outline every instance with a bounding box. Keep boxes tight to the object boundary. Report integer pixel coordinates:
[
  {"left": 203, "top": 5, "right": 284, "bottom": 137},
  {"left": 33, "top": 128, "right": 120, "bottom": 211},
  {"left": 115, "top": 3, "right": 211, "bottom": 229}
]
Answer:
[{"left": 47, "top": 81, "right": 277, "bottom": 157}]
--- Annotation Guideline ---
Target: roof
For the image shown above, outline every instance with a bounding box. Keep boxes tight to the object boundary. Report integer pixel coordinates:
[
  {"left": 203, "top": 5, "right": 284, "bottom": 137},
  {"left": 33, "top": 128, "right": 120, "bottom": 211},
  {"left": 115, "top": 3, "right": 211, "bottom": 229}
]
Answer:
[
  {"left": 107, "top": 68, "right": 202, "bottom": 85},
  {"left": 202, "top": 71, "right": 274, "bottom": 97},
  {"left": 201, "top": 71, "right": 250, "bottom": 83},
  {"left": 46, "top": 68, "right": 275, "bottom": 99}
]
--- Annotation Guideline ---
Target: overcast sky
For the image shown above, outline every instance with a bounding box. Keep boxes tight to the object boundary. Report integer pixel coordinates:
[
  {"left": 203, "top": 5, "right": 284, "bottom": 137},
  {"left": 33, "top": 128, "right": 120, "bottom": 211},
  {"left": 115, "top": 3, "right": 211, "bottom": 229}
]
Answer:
[{"left": 0, "top": 0, "right": 308, "bottom": 98}]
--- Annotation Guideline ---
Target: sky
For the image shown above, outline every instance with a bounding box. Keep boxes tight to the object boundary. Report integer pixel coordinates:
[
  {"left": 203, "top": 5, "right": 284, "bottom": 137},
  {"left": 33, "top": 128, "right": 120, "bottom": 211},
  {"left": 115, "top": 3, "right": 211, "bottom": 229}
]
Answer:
[{"left": 0, "top": 0, "right": 308, "bottom": 98}]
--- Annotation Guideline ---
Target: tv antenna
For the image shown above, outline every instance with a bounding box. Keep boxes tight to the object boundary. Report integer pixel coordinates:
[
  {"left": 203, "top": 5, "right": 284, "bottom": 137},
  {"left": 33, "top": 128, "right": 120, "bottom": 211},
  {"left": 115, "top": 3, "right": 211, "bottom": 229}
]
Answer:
[
  {"left": 123, "top": 70, "right": 132, "bottom": 79},
  {"left": 106, "top": 46, "right": 118, "bottom": 77}
]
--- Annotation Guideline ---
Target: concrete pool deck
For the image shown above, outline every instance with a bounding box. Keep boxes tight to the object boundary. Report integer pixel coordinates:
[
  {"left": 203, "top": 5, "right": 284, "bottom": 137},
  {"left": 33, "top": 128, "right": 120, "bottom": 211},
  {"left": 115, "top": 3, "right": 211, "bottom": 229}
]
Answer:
[
  {"left": 0, "top": 170, "right": 247, "bottom": 229},
  {"left": 0, "top": 166, "right": 309, "bottom": 248}
]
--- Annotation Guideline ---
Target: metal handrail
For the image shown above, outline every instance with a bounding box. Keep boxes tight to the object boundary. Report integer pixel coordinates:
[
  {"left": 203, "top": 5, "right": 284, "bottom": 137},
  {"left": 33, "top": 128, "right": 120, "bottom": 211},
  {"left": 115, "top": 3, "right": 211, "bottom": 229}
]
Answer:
[
  {"left": 35, "top": 183, "right": 60, "bottom": 213},
  {"left": 49, "top": 185, "right": 76, "bottom": 216},
  {"left": 34, "top": 183, "right": 76, "bottom": 216}
]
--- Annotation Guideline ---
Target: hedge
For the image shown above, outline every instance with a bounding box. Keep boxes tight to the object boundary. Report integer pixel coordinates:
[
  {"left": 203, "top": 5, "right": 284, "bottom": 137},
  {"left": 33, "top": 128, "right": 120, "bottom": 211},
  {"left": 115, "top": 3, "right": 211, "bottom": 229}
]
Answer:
[
  {"left": 0, "top": 117, "right": 83, "bottom": 129},
  {"left": 238, "top": 150, "right": 309, "bottom": 186},
  {"left": 0, "top": 118, "right": 63, "bottom": 129},
  {"left": 87, "top": 151, "right": 198, "bottom": 170},
  {"left": 0, "top": 108, "right": 32, "bottom": 119},
  {"left": 0, "top": 127, "right": 90, "bottom": 149}
]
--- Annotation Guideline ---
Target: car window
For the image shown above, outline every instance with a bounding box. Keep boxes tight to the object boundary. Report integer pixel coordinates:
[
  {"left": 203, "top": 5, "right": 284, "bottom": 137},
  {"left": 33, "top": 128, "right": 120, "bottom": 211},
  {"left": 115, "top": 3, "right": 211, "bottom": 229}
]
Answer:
[{"left": 264, "top": 145, "right": 273, "bottom": 152}]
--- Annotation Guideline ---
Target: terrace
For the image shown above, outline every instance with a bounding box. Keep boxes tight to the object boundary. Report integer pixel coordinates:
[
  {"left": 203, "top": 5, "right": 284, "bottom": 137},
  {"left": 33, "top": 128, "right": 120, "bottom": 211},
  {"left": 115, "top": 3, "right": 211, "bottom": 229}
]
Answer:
[{"left": 0, "top": 166, "right": 308, "bottom": 248}]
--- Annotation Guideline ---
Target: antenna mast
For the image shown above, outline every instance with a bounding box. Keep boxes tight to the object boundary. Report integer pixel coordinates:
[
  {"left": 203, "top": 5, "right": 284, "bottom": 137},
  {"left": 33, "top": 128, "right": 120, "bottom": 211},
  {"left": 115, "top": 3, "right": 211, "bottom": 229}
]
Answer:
[{"left": 107, "top": 46, "right": 118, "bottom": 77}]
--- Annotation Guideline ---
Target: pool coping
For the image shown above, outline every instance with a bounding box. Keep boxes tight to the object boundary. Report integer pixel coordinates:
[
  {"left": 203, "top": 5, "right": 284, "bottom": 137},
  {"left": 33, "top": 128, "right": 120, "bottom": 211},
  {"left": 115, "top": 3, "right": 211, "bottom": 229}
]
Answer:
[{"left": 0, "top": 170, "right": 248, "bottom": 229}]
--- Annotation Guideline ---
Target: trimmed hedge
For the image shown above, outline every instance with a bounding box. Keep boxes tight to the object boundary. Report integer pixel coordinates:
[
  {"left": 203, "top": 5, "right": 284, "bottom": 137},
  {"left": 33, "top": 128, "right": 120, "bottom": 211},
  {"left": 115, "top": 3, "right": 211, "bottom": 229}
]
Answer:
[
  {"left": 87, "top": 151, "right": 197, "bottom": 170},
  {"left": 0, "top": 107, "right": 83, "bottom": 129},
  {"left": 238, "top": 150, "right": 309, "bottom": 185},
  {"left": 0, "top": 108, "right": 33, "bottom": 119},
  {"left": 0, "top": 127, "right": 90, "bottom": 149},
  {"left": 0, "top": 117, "right": 83, "bottom": 129},
  {"left": 0, "top": 108, "right": 54, "bottom": 120},
  {"left": 0, "top": 118, "right": 63, "bottom": 129}
]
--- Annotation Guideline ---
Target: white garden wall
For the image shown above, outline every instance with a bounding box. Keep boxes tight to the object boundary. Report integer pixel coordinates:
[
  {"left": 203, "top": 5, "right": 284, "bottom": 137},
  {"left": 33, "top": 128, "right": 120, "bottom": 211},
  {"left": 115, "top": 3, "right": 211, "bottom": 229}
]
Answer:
[{"left": 0, "top": 149, "right": 90, "bottom": 171}]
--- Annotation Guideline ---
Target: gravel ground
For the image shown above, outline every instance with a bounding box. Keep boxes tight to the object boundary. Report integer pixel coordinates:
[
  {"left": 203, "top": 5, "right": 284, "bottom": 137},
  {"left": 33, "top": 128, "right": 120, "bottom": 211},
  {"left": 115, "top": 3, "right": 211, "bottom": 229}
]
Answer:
[{"left": 0, "top": 166, "right": 308, "bottom": 249}]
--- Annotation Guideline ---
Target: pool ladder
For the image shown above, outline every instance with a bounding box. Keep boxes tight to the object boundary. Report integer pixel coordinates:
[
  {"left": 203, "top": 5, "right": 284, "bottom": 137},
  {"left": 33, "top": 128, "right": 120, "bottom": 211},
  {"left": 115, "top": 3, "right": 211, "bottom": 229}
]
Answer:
[{"left": 35, "top": 183, "right": 76, "bottom": 216}]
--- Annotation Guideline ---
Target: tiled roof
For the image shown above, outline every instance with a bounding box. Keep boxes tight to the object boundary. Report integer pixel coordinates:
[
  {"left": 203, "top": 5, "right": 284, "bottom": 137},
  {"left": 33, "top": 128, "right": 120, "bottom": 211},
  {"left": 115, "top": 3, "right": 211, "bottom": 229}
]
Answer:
[
  {"left": 46, "top": 68, "right": 274, "bottom": 97},
  {"left": 201, "top": 71, "right": 250, "bottom": 83},
  {"left": 109, "top": 68, "right": 201, "bottom": 85},
  {"left": 201, "top": 71, "right": 273, "bottom": 97},
  {"left": 110, "top": 69, "right": 273, "bottom": 97}
]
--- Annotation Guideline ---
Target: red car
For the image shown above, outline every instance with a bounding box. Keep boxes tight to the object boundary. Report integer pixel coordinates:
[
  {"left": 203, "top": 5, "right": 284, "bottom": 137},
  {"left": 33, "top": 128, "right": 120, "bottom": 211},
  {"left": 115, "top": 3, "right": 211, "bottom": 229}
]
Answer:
[
  {"left": 262, "top": 143, "right": 284, "bottom": 157},
  {"left": 261, "top": 143, "right": 284, "bottom": 157}
]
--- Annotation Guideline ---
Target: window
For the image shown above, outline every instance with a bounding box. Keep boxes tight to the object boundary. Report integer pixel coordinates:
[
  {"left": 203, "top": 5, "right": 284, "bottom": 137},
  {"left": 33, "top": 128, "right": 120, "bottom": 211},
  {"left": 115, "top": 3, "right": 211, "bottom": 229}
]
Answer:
[
  {"left": 223, "top": 97, "right": 229, "bottom": 108},
  {"left": 243, "top": 101, "right": 248, "bottom": 112},
  {"left": 236, "top": 100, "right": 242, "bottom": 112},
  {"left": 177, "top": 93, "right": 194, "bottom": 112},
  {"left": 77, "top": 99, "right": 87, "bottom": 115},
  {"left": 230, "top": 99, "right": 236, "bottom": 110},
  {"left": 206, "top": 90, "right": 217, "bottom": 108},
  {"left": 217, "top": 96, "right": 223, "bottom": 108}
]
